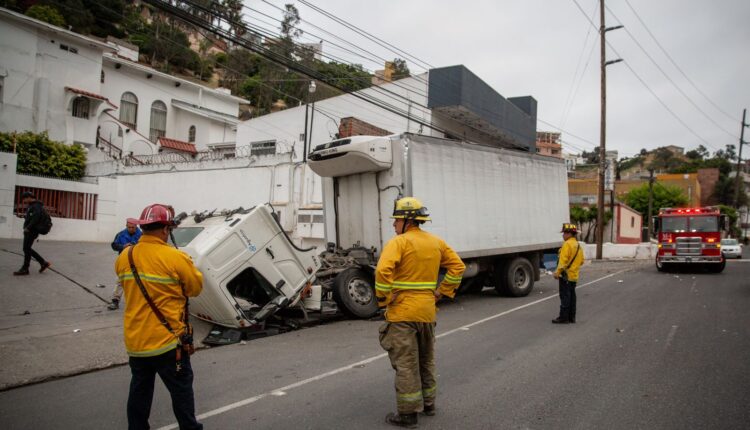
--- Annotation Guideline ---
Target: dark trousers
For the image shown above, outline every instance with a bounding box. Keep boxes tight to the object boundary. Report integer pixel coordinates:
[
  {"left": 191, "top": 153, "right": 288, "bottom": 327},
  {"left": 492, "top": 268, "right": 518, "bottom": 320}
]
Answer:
[
  {"left": 558, "top": 278, "right": 577, "bottom": 321},
  {"left": 22, "top": 231, "right": 45, "bottom": 270},
  {"left": 128, "top": 349, "right": 202, "bottom": 430},
  {"left": 379, "top": 322, "right": 437, "bottom": 414}
]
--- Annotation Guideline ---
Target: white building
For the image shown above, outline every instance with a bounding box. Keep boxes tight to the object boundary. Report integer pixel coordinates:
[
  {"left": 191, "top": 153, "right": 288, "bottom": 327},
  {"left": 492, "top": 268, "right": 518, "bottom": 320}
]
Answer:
[{"left": 0, "top": 8, "right": 115, "bottom": 148}]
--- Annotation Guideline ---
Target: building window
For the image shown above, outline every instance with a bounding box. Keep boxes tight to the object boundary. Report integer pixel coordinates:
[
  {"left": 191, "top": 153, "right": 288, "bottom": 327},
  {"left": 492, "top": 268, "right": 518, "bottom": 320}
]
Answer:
[
  {"left": 250, "top": 140, "right": 276, "bottom": 156},
  {"left": 188, "top": 125, "right": 196, "bottom": 143},
  {"left": 119, "top": 92, "right": 138, "bottom": 128},
  {"left": 149, "top": 100, "right": 167, "bottom": 142},
  {"left": 71, "top": 97, "right": 90, "bottom": 119},
  {"left": 100, "top": 70, "right": 105, "bottom": 84},
  {"left": 631, "top": 217, "right": 635, "bottom": 228}
]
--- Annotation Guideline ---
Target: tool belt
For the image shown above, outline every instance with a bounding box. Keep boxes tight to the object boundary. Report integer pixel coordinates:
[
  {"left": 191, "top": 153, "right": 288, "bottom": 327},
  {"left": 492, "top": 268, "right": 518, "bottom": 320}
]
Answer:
[{"left": 127, "top": 245, "right": 194, "bottom": 370}]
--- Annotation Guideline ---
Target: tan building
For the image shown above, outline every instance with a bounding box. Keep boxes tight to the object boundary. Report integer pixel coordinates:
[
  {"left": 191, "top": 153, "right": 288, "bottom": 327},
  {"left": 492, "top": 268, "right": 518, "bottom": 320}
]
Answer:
[
  {"left": 535, "top": 131, "right": 562, "bottom": 158},
  {"left": 569, "top": 172, "right": 701, "bottom": 208}
]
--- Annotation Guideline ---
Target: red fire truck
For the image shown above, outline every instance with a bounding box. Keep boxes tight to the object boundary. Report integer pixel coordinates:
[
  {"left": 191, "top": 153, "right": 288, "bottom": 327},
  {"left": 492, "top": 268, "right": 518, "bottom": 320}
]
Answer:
[{"left": 654, "top": 207, "right": 726, "bottom": 273}]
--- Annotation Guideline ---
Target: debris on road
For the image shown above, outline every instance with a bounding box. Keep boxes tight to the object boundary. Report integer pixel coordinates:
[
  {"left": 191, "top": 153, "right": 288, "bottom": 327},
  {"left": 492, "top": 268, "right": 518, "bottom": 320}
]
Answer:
[
  {"left": 96, "top": 284, "right": 106, "bottom": 288},
  {"left": 616, "top": 328, "right": 625, "bottom": 333},
  {"left": 617, "top": 280, "right": 624, "bottom": 283},
  {"left": 73, "top": 329, "right": 81, "bottom": 333},
  {"left": 22, "top": 310, "right": 30, "bottom": 315}
]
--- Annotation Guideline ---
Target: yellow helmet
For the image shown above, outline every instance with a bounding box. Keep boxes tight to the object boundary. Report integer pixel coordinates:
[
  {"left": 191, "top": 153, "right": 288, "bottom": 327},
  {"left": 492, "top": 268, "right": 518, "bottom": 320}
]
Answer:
[{"left": 392, "top": 197, "right": 431, "bottom": 221}]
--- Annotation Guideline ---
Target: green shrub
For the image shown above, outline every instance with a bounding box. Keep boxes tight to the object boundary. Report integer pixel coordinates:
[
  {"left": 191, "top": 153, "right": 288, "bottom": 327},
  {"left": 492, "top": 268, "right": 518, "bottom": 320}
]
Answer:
[{"left": 0, "top": 131, "right": 87, "bottom": 179}]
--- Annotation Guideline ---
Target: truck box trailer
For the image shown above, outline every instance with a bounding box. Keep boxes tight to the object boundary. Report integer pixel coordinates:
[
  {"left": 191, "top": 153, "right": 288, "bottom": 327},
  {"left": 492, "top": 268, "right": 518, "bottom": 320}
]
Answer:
[
  {"left": 308, "top": 133, "right": 569, "bottom": 317},
  {"left": 179, "top": 133, "right": 570, "bottom": 329}
]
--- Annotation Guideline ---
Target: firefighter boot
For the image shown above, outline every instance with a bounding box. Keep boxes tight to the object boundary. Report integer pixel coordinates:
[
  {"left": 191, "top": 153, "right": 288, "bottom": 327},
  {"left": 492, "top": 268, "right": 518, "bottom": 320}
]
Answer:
[
  {"left": 385, "top": 412, "right": 418, "bottom": 428},
  {"left": 107, "top": 298, "right": 120, "bottom": 311},
  {"left": 551, "top": 317, "right": 570, "bottom": 324},
  {"left": 422, "top": 404, "right": 436, "bottom": 416}
]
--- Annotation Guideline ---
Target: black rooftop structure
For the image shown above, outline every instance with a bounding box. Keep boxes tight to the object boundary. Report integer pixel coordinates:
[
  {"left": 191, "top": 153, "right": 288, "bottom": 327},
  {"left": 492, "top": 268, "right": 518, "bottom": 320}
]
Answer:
[{"left": 427, "top": 65, "right": 537, "bottom": 152}]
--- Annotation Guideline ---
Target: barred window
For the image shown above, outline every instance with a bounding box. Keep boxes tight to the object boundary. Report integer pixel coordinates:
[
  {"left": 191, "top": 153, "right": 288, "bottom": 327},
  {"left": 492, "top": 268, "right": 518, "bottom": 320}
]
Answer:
[
  {"left": 71, "top": 97, "right": 90, "bottom": 119},
  {"left": 119, "top": 92, "right": 138, "bottom": 128},
  {"left": 250, "top": 140, "right": 276, "bottom": 156},
  {"left": 149, "top": 100, "right": 167, "bottom": 142},
  {"left": 188, "top": 125, "right": 196, "bottom": 143}
]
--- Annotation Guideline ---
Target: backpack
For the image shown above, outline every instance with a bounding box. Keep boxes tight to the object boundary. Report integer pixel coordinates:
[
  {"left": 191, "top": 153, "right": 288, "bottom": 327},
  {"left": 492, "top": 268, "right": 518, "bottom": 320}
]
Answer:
[{"left": 37, "top": 207, "right": 53, "bottom": 235}]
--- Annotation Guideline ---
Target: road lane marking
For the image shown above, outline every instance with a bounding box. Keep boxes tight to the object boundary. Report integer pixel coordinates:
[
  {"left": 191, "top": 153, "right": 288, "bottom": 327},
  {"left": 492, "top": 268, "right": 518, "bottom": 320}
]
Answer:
[
  {"left": 665, "top": 325, "right": 679, "bottom": 349},
  {"left": 156, "top": 268, "right": 632, "bottom": 430}
]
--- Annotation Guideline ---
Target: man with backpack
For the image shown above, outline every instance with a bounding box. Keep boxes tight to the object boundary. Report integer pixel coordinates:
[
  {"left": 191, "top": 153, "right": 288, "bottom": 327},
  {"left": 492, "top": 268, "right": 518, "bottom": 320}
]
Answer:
[{"left": 13, "top": 191, "right": 52, "bottom": 276}]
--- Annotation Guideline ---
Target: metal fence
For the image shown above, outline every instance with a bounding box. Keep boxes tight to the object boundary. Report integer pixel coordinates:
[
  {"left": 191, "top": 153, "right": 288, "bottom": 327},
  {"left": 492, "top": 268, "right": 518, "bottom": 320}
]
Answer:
[
  {"left": 14, "top": 186, "right": 98, "bottom": 220},
  {"left": 122, "top": 145, "right": 260, "bottom": 166}
]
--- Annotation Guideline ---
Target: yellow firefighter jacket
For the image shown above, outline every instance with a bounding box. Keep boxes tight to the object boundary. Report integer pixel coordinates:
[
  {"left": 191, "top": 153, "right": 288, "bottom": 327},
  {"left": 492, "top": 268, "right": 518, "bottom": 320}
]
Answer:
[
  {"left": 115, "top": 235, "right": 203, "bottom": 357},
  {"left": 375, "top": 226, "right": 466, "bottom": 322},
  {"left": 555, "top": 236, "right": 584, "bottom": 282}
]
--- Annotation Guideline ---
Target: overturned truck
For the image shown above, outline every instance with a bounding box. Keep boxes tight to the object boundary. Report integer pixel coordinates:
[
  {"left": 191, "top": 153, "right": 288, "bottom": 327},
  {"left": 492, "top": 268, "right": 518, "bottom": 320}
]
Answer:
[{"left": 178, "top": 133, "right": 569, "bottom": 329}]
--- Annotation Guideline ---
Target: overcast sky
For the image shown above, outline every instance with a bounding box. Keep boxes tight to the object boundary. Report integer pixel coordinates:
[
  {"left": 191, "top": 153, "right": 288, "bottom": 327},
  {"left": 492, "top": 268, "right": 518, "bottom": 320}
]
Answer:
[{"left": 247, "top": 0, "right": 750, "bottom": 159}]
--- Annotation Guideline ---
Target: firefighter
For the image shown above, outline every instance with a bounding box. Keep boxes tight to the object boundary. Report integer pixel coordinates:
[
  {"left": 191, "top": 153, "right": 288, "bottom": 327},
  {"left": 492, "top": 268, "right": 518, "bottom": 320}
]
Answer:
[
  {"left": 376, "top": 197, "right": 466, "bottom": 428},
  {"left": 552, "top": 223, "right": 584, "bottom": 324}
]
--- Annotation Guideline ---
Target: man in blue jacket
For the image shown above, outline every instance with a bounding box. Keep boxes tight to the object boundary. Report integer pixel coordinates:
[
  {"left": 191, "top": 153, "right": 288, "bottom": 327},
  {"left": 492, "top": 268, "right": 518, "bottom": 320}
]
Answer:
[{"left": 107, "top": 219, "right": 141, "bottom": 310}]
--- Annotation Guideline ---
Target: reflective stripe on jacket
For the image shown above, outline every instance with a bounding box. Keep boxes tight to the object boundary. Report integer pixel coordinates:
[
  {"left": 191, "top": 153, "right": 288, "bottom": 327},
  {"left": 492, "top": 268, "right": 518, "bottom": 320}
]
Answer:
[
  {"left": 375, "top": 226, "right": 465, "bottom": 323},
  {"left": 555, "top": 237, "right": 584, "bottom": 282},
  {"left": 114, "top": 235, "right": 203, "bottom": 357}
]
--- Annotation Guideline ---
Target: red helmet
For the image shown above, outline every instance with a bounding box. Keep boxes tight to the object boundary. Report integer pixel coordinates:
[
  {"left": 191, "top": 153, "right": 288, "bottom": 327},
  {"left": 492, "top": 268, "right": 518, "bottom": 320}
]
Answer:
[{"left": 135, "top": 204, "right": 177, "bottom": 226}]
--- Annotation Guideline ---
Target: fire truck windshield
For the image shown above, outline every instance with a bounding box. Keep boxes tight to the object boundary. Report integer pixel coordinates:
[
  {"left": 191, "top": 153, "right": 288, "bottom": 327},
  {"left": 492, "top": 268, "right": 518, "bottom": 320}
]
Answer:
[
  {"left": 661, "top": 215, "right": 718, "bottom": 233},
  {"left": 688, "top": 216, "right": 718, "bottom": 232}
]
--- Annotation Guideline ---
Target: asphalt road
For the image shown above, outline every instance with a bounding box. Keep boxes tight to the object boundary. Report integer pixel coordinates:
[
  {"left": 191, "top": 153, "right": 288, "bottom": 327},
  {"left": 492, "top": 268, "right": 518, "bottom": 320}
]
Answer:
[{"left": 1, "top": 257, "right": 749, "bottom": 429}]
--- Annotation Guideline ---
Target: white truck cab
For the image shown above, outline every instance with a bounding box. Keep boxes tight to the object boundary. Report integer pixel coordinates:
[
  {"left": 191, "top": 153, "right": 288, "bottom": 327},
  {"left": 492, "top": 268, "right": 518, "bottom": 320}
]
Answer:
[{"left": 172, "top": 204, "right": 320, "bottom": 328}]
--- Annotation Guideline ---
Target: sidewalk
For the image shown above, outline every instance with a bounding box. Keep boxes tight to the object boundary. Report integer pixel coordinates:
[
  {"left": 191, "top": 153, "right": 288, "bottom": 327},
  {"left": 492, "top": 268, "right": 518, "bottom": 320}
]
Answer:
[{"left": 0, "top": 238, "right": 212, "bottom": 390}]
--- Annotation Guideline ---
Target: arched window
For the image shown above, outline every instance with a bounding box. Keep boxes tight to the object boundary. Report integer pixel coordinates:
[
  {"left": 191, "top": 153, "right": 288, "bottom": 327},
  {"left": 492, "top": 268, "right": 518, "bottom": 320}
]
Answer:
[
  {"left": 149, "top": 100, "right": 167, "bottom": 142},
  {"left": 188, "top": 125, "right": 196, "bottom": 143},
  {"left": 71, "top": 97, "right": 90, "bottom": 119},
  {"left": 119, "top": 92, "right": 138, "bottom": 128}
]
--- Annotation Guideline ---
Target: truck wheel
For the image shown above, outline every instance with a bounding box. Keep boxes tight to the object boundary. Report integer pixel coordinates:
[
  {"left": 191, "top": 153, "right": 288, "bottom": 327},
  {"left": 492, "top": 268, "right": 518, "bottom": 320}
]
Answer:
[
  {"left": 332, "top": 268, "right": 379, "bottom": 318},
  {"left": 708, "top": 259, "right": 726, "bottom": 273},
  {"left": 656, "top": 258, "right": 668, "bottom": 272},
  {"left": 497, "top": 257, "right": 534, "bottom": 297}
]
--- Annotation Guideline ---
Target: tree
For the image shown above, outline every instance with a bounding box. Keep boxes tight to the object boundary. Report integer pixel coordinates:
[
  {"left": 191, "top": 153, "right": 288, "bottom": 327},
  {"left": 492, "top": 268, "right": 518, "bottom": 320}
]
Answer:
[
  {"left": 280, "top": 3, "right": 302, "bottom": 39},
  {"left": 649, "top": 147, "right": 682, "bottom": 171},
  {"left": 391, "top": 58, "right": 410, "bottom": 80},
  {"left": 25, "top": 5, "right": 66, "bottom": 27},
  {"left": 712, "top": 175, "right": 748, "bottom": 207},
  {"left": 624, "top": 183, "right": 689, "bottom": 223},
  {"left": 0, "top": 131, "right": 87, "bottom": 179},
  {"left": 221, "top": 0, "right": 245, "bottom": 38},
  {"left": 639, "top": 148, "right": 648, "bottom": 156},
  {"left": 569, "top": 205, "right": 612, "bottom": 243}
]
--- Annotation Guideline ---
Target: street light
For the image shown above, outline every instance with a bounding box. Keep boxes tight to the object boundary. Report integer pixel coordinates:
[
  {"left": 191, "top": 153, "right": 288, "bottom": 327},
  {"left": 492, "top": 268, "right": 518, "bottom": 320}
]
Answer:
[{"left": 303, "top": 80, "right": 317, "bottom": 163}]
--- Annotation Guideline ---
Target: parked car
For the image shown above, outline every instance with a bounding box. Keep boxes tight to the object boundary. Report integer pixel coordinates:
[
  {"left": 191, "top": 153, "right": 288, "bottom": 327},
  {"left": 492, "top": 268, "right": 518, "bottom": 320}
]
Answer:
[{"left": 721, "top": 238, "right": 743, "bottom": 259}]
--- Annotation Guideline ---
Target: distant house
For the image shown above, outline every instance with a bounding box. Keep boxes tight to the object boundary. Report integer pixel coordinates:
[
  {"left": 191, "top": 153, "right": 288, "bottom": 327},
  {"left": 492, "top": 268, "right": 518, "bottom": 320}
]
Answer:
[{"left": 536, "top": 131, "right": 562, "bottom": 158}]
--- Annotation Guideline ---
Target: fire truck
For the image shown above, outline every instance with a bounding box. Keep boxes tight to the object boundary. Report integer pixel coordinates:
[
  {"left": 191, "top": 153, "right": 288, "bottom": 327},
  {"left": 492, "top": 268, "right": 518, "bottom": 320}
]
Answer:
[{"left": 653, "top": 207, "right": 726, "bottom": 273}]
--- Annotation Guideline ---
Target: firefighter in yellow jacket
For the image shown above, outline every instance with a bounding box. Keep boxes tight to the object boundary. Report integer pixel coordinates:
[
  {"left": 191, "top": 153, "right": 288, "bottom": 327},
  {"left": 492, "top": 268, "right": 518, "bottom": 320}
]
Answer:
[
  {"left": 376, "top": 197, "right": 465, "bottom": 428},
  {"left": 115, "top": 203, "right": 204, "bottom": 430},
  {"left": 552, "top": 223, "right": 584, "bottom": 324}
]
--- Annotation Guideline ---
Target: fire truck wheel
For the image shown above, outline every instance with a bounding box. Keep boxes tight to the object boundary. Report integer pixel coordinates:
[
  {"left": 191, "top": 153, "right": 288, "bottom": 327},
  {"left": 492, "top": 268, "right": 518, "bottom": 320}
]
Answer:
[
  {"left": 708, "top": 259, "right": 726, "bottom": 273},
  {"left": 332, "top": 268, "right": 379, "bottom": 318},
  {"left": 655, "top": 259, "right": 669, "bottom": 272},
  {"left": 495, "top": 257, "right": 534, "bottom": 297}
]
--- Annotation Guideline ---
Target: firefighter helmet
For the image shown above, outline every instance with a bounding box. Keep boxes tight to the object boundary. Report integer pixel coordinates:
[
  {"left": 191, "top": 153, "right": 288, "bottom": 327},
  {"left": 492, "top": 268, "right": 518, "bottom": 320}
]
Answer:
[
  {"left": 135, "top": 204, "right": 177, "bottom": 226},
  {"left": 561, "top": 223, "right": 578, "bottom": 234},
  {"left": 392, "top": 197, "right": 431, "bottom": 221}
]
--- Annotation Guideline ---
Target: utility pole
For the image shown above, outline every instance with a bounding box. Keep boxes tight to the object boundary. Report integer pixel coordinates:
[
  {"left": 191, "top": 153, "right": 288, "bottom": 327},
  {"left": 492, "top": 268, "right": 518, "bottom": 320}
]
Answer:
[
  {"left": 595, "top": 0, "right": 623, "bottom": 259},
  {"left": 733, "top": 108, "right": 747, "bottom": 208},
  {"left": 646, "top": 168, "right": 655, "bottom": 241}
]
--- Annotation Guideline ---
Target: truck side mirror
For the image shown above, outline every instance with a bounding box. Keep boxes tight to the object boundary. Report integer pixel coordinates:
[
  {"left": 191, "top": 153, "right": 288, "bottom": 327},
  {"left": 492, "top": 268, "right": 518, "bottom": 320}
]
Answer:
[{"left": 719, "top": 215, "right": 727, "bottom": 231}]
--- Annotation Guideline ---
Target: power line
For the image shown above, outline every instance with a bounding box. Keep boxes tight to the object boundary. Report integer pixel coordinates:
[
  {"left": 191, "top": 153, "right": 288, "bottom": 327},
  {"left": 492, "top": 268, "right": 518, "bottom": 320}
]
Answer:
[
  {"left": 604, "top": 3, "right": 739, "bottom": 140},
  {"left": 623, "top": 0, "right": 740, "bottom": 123},
  {"left": 569, "top": 0, "right": 719, "bottom": 151}
]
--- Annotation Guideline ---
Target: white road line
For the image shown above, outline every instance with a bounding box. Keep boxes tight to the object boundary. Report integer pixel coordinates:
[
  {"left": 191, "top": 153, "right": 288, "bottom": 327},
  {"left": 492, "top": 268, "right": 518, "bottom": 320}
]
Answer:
[
  {"left": 156, "top": 268, "right": 632, "bottom": 430},
  {"left": 665, "top": 325, "right": 679, "bottom": 349}
]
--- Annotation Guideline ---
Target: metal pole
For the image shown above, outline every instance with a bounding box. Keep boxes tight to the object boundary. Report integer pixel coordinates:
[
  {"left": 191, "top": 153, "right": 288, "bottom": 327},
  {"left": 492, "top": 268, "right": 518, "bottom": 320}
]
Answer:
[
  {"left": 302, "top": 103, "right": 309, "bottom": 163},
  {"left": 733, "top": 108, "right": 746, "bottom": 208},
  {"left": 646, "top": 168, "right": 654, "bottom": 241},
  {"left": 309, "top": 99, "right": 316, "bottom": 156},
  {"left": 596, "top": 0, "right": 607, "bottom": 260}
]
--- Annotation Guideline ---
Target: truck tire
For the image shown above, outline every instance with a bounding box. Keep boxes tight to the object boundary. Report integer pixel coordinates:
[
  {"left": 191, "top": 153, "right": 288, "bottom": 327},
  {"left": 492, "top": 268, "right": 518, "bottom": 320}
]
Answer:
[
  {"left": 496, "top": 257, "right": 534, "bottom": 297},
  {"left": 708, "top": 259, "right": 726, "bottom": 273},
  {"left": 656, "top": 258, "right": 669, "bottom": 272},
  {"left": 332, "top": 268, "right": 379, "bottom": 318}
]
